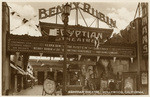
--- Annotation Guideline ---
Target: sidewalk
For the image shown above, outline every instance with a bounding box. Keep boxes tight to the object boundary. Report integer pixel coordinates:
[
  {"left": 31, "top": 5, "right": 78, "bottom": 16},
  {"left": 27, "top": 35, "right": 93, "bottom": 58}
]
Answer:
[
  {"left": 12, "top": 85, "right": 43, "bottom": 96},
  {"left": 10, "top": 85, "right": 62, "bottom": 96}
]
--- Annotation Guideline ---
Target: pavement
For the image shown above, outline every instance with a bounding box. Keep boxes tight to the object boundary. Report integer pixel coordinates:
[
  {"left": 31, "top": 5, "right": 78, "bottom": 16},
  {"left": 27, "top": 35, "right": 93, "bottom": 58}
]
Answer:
[
  {"left": 11, "top": 85, "right": 62, "bottom": 96},
  {"left": 12, "top": 85, "right": 43, "bottom": 96}
]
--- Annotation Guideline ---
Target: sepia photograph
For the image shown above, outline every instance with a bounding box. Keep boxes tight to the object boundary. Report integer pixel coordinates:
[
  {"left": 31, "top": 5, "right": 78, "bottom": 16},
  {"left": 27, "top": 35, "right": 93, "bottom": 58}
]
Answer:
[{"left": 1, "top": 0, "right": 149, "bottom": 96}]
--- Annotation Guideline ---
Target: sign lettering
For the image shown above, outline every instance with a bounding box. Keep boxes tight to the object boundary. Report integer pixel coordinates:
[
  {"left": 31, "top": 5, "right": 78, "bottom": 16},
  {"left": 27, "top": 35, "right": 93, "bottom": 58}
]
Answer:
[
  {"left": 141, "top": 3, "right": 148, "bottom": 56},
  {"left": 7, "top": 36, "right": 136, "bottom": 57},
  {"left": 40, "top": 22, "right": 112, "bottom": 45},
  {"left": 39, "top": 2, "right": 116, "bottom": 28}
]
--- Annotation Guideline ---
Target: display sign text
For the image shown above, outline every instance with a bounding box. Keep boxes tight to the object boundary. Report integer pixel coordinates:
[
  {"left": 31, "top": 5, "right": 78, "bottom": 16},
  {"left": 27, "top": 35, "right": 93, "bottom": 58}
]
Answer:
[
  {"left": 39, "top": 2, "right": 116, "bottom": 28},
  {"left": 7, "top": 36, "right": 136, "bottom": 57},
  {"left": 141, "top": 3, "right": 148, "bottom": 56}
]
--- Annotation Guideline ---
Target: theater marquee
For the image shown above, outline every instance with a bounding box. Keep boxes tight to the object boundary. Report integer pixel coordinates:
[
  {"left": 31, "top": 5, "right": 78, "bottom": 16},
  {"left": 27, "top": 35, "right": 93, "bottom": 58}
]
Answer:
[{"left": 7, "top": 35, "right": 136, "bottom": 58}]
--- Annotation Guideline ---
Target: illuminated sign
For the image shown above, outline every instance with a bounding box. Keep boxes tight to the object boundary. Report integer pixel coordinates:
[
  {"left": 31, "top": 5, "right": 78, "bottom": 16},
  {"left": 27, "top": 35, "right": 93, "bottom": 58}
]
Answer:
[
  {"left": 40, "top": 22, "right": 113, "bottom": 44},
  {"left": 39, "top": 2, "right": 116, "bottom": 28},
  {"left": 7, "top": 35, "right": 136, "bottom": 57},
  {"left": 141, "top": 3, "right": 148, "bottom": 56}
]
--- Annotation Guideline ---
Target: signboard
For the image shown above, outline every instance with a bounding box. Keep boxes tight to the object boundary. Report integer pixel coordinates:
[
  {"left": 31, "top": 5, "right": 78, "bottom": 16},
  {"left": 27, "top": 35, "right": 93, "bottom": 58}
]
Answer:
[
  {"left": 27, "top": 63, "right": 33, "bottom": 75},
  {"left": 141, "top": 71, "right": 148, "bottom": 85},
  {"left": 7, "top": 35, "right": 136, "bottom": 57},
  {"left": 100, "top": 80, "right": 108, "bottom": 90},
  {"left": 122, "top": 72, "right": 137, "bottom": 94},
  {"left": 40, "top": 22, "right": 113, "bottom": 45},
  {"left": 141, "top": 3, "right": 148, "bottom": 56},
  {"left": 43, "top": 79, "right": 56, "bottom": 95},
  {"left": 39, "top": 2, "right": 116, "bottom": 28}
]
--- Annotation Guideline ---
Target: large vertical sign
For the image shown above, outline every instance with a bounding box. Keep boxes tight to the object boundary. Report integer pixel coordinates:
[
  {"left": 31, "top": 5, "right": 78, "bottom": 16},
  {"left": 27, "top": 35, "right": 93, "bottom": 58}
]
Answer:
[{"left": 141, "top": 3, "right": 148, "bottom": 56}]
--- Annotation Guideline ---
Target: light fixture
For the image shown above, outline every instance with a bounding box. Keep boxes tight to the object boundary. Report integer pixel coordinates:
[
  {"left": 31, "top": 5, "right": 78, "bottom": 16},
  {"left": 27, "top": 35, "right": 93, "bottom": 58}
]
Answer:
[
  {"left": 78, "top": 55, "right": 81, "bottom": 60},
  {"left": 131, "top": 57, "right": 133, "bottom": 63},
  {"left": 61, "top": 3, "right": 71, "bottom": 23},
  {"left": 113, "top": 57, "right": 116, "bottom": 62},
  {"left": 75, "top": 72, "right": 78, "bottom": 74},
  {"left": 16, "top": 52, "right": 20, "bottom": 56},
  {"left": 39, "top": 52, "right": 43, "bottom": 57},
  {"left": 63, "top": 3, "right": 71, "bottom": 15},
  {"left": 61, "top": 13, "right": 66, "bottom": 23},
  {"left": 97, "top": 56, "right": 100, "bottom": 62},
  {"left": 41, "top": 63, "right": 45, "bottom": 66},
  {"left": 50, "top": 68, "right": 52, "bottom": 72},
  {"left": 38, "top": 53, "right": 43, "bottom": 62},
  {"left": 67, "top": 64, "right": 70, "bottom": 68}
]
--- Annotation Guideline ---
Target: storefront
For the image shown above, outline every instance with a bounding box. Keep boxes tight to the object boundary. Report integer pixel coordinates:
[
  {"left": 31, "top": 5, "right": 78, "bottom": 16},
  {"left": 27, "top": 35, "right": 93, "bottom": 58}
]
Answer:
[
  {"left": 38, "top": 21, "right": 138, "bottom": 94},
  {"left": 62, "top": 57, "right": 138, "bottom": 95},
  {"left": 10, "top": 54, "right": 26, "bottom": 92},
  {"left": 9, "top": 54, "right": 35, "bottom": 93},
  {"left": 30, "top": 59, "right": 63, "bottom": 85}
]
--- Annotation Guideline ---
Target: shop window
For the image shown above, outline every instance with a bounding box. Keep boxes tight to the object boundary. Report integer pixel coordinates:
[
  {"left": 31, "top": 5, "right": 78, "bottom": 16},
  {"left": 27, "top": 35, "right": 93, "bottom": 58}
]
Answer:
[
  {"left": 69, "top": 71, "right": 80, "bottom": 85},
  {"left": 111, "top": 59, "right": 129, "bottom": 75},
  {"left": 68, "top": 64, "right": 81, "bottom": 85}
]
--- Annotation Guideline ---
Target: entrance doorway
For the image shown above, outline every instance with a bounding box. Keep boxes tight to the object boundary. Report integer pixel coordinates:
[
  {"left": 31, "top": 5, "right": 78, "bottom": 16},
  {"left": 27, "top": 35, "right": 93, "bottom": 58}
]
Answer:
[
  {"left": 57, "top": 72, "right": 63, "bottom": 85},
  {"left": 47, "top": 71, "right": 54, "bottom": 80},
  {"left": 37, "top": 71, "right": 44, "bottom": 85},
  {"left": 17, "top": 74, "right": 22, "bottom": 92}
]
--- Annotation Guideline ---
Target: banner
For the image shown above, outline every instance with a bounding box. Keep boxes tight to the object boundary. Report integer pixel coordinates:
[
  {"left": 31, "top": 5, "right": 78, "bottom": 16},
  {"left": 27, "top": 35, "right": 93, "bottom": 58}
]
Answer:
[
  {"left": 40, "top": 22, "right": 113, "bottom": 45},
  {"left": 141, "top": 3, "right": 148, "bottom": 57}
]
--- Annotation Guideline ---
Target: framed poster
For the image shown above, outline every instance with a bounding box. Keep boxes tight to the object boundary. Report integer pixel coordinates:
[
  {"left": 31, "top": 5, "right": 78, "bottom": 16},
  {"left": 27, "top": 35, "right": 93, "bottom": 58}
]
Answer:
[
  {"left": 141, "top": 71, "right": 148, "bottom": 85},
  {"left": 122, "top": 72, "right": 137, "bottom": 93},
  {"left": 100, "top": 79, "right": 108, "bottom": 90},
  {"left": 43, "top": 79, "right": 56, "bottom": 95}
]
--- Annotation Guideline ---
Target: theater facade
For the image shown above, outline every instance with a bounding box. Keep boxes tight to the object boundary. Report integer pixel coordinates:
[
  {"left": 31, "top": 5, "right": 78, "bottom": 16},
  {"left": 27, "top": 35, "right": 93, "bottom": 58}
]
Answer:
[{"left": 2, "top": 2, "right": 148, "bottom": 95}]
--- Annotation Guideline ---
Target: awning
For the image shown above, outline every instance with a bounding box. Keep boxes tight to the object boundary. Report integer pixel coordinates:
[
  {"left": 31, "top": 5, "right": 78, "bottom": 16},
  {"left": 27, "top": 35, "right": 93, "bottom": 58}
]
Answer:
[
  {"left": 10, "top": 62, "right": 35, "bottom": 78},
  {"left": 17, "top": 66, "right": 26, "bottom": 75},
  {"left": 10, "top": 63, "right": 18, "bottom": 70},
  {"left": 26, "top": 72, "right": 35, "bottom": 79},
  {"left": 10, "top": 63, "right": 26, "bottom": 75}
]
